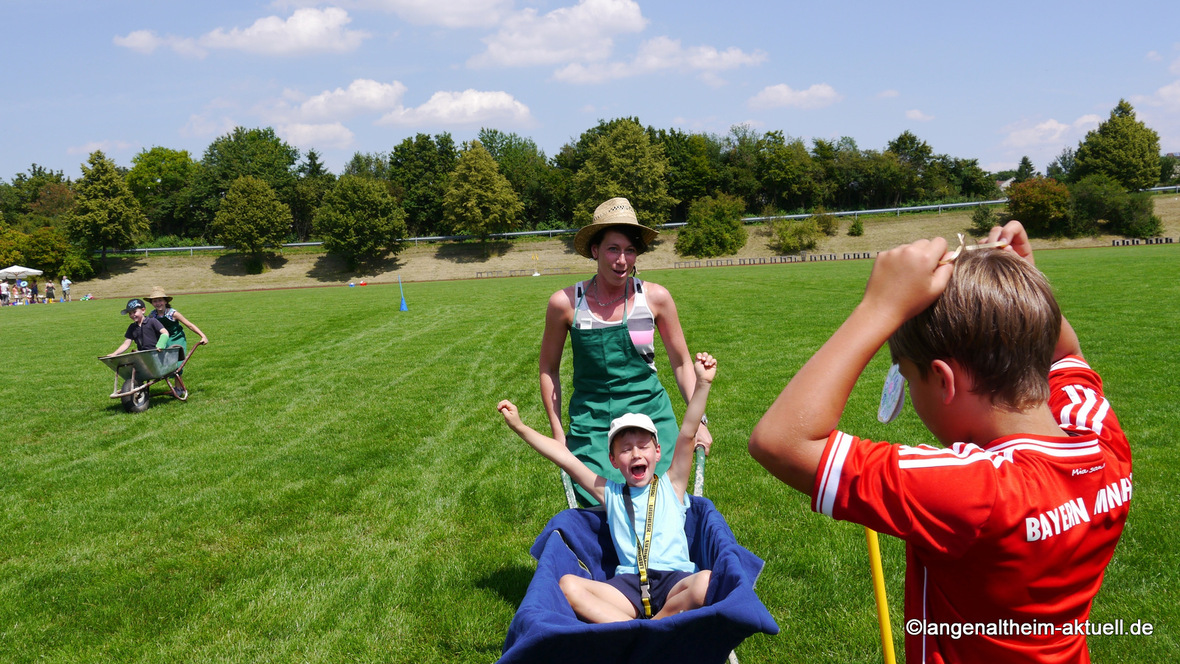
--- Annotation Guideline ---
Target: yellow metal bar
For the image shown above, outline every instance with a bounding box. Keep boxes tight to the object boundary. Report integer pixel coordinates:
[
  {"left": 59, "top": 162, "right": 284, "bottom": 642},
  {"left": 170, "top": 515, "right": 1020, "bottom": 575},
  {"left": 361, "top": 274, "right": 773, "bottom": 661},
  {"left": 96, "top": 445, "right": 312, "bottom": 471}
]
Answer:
[{"left": 866, "top": 527, "right": 897, "bottom": 664}]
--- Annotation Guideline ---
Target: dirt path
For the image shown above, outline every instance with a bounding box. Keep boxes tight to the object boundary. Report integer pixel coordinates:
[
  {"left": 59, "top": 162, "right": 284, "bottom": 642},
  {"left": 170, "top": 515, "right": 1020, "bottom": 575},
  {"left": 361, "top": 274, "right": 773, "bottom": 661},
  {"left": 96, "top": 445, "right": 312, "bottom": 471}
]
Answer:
[{"left": 72, "top": 196, "right": 1180, "bottom": 300}]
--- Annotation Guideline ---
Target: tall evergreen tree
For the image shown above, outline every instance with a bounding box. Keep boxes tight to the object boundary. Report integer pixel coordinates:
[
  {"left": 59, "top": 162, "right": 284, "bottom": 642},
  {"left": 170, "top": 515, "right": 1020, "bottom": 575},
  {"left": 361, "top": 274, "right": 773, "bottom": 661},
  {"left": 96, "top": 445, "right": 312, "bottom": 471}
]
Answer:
[
  {"left": 443, "top": 140, "right": 523, "bottom": 241},
  {"left": 1074, "top": 100, "right": 1161, "bottom": 191},
  {"left": 67, "top": 151, "right": 148, "bottom": 268},
  {"left": 388, "top": 133, "right": 457, "bottom": 236}
]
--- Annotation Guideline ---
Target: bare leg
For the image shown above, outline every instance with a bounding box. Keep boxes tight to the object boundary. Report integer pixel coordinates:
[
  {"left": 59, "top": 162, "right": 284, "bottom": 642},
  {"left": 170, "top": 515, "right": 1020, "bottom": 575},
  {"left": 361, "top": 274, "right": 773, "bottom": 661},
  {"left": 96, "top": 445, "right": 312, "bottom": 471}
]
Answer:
[
  {"left": 559, "top": 574, "right": 639, "bottom": 623},
  {"left": 653, "top": 570, "right": 712, "bottom": 620}
]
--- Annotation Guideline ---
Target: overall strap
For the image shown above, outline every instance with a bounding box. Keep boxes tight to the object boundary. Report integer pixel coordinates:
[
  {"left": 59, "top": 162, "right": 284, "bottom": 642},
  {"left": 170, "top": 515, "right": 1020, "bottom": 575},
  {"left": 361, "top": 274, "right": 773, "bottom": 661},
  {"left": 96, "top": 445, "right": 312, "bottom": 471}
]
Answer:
[{"left": 623, "top": 475, "right": 659, "bottom": 618}]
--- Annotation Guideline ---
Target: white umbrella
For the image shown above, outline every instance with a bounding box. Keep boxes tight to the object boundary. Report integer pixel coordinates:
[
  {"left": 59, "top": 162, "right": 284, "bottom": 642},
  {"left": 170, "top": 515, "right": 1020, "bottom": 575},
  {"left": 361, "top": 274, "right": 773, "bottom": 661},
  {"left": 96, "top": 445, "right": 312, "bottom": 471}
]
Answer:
[{"left": 0, "top": 265, "right": 43, "bottom": 279}]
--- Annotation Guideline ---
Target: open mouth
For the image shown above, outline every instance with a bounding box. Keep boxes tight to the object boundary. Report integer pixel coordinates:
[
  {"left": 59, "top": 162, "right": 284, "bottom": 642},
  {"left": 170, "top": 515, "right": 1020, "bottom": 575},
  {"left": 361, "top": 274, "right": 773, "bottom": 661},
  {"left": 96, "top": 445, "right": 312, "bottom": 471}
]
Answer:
[{"left": 629, "top": 462, "right": 648, "bottom": 481}]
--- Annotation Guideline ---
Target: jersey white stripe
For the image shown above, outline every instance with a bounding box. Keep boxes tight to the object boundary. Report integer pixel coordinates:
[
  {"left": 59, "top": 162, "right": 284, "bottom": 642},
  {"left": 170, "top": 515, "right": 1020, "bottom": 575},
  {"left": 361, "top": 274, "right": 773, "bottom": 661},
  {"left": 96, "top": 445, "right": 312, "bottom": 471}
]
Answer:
[{"left": 818, "top": 432, "right": 853, "bottom": 517}]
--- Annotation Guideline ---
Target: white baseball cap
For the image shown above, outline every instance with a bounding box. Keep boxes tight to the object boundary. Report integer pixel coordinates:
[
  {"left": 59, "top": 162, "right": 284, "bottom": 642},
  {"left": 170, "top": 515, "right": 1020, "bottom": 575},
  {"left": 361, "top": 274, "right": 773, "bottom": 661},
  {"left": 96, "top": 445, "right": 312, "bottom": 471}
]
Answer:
[{"left": 607, "top": 412, "right": 659, "bottom": 447}]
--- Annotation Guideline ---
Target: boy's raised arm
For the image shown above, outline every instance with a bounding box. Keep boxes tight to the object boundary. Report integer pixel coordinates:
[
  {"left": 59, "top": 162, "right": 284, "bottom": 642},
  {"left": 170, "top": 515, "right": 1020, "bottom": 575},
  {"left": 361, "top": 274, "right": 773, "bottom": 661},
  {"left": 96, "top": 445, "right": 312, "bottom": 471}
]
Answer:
[
  {"left": 749, "top": 239, "right": 953, "bottom": 494},
  {"left": 666, "top": 353, "right": 715, "bottom": 498},
  {"left": 498, "top": 400, "right": 606, "bottom": 503}
]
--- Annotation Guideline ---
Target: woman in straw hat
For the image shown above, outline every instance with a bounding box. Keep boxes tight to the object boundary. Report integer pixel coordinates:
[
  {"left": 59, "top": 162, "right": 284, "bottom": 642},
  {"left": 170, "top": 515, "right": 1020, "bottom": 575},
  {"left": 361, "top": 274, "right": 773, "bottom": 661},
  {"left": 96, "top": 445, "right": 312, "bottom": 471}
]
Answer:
[
  {"left": 147, "top": 287, "right": 209, "bottom": 362},
  {"left": 539, "top": 197, "right": 712, "bottom": 506}
]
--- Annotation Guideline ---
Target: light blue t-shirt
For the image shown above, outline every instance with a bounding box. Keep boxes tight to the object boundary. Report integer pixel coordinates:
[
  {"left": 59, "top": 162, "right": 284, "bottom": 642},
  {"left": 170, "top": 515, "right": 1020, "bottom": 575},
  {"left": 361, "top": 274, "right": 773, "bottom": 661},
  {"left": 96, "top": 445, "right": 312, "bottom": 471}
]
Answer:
[{"left": 604, "top": 476, "right": 696, "bottom": 576}]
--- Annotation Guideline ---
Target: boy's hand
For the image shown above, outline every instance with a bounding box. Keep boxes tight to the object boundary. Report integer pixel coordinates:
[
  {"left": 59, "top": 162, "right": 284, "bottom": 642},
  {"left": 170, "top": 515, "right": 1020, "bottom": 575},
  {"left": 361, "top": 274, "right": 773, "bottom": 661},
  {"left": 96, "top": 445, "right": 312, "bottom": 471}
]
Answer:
[
  {"left": 862, "top": 237, "right": 954, "bottom": 326},
  {"left": 693, "top": 352, "right": 717, "bottom": 384},
  {"left": 497, "top": 400, "right": 522, "bottom": 428},
  {"left": 988, "top": 220, "right": 1034, "bottom": 265}
]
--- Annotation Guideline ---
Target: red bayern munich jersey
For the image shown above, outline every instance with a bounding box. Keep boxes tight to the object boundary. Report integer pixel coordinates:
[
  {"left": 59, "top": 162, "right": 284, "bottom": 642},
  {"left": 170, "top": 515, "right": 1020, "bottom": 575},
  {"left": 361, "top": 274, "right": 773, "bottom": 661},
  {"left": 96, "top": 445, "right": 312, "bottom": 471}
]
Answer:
[{"left": 812, "top": 356, "right": 1131, "bottom": 664}]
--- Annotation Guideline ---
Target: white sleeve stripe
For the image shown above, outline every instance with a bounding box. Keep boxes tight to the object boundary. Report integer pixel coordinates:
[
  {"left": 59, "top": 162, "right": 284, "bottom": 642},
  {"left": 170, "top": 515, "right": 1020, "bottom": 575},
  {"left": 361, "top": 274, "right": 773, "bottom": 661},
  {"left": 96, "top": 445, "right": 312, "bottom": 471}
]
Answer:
[
  {"left": 1051, "top": 357, "right": 1090, "bottom": 371},
  {"left": 817, "top": 432, "right": 852, "bottom": 517},
  {"left": 1057, "top": 383, "right": 1109, "bottom": 434},
  {"left": 898, "top": 454, "right": 1005, "bottom": 469}
]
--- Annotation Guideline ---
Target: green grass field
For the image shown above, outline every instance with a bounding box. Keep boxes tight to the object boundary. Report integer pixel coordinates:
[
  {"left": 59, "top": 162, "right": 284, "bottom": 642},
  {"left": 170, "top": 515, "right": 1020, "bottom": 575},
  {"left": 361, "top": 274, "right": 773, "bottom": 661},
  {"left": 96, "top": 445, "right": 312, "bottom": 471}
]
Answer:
[{"left": 1, "top": 244, "right": 1176, "bottom": 663}]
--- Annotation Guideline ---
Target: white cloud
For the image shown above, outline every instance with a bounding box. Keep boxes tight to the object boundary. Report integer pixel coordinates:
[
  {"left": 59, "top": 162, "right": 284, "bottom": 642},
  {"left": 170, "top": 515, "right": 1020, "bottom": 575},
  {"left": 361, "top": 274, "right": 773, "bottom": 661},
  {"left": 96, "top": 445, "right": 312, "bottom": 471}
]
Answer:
[
  {"left": 1172, "top": 57, "right": 1180, "bottom": 76},
  {"left": 180, "top": 113, "right": 237, "bottom": 138},
  {"left": 113, "top": 30, "right": 164, "bottom": 54},
  {"left": 293, "top": 79, "right": 409, "bottom": 122},
  {"left": 353, "top": 0, "right": 512, "bottom": 28},
  {"left": 377, "top": 89, "right": 533, "bottom": 126},
  {"left": 1146, "top": 50, "right": 1162, "bottom": 62},
  {"left": 1001, "top": 115, "right": 1099, "bottom": 149},
  {"left": 748, "top": 83, "right": 842, "bottom": 110},
  {"left": 905, "top": 109, "right": 934, "bottom": 122},
  {"left": 278, "top": 123, "right": 355, "bottom": 150},
  {"left": 200, "top": 8, "right": 368, "bottom": 55},
  {"left": 470, "top": 0, "right": 647, "bottom": 68},
  {"left": 1131, "top": 79, "right": 1180, "bottom": 111},
  {"left": 116, "top": 8, "right": 368, "bottom": 58},
  {"left": 67, "top": 140, "right": 136, "bottom": 156},
  {"left": 553, "top": 36, "right": 765, "bottom": 84},
  {"left": 877, "top": 89, "right": 900, "bottom": 99}
]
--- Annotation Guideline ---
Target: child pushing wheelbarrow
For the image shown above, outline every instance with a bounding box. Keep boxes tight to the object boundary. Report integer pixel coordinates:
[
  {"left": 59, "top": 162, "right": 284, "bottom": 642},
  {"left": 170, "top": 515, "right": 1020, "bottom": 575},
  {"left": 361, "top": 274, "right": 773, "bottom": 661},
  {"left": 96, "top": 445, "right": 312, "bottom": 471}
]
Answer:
[{"left": 99, "top": 298, "right": 203, "bottom": 412}]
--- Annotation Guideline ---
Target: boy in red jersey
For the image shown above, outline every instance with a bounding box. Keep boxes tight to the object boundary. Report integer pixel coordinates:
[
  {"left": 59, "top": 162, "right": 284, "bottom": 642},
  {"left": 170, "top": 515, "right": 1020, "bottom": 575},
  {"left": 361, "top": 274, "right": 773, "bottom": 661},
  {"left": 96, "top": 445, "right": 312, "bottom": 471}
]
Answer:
[{"left": 749, "top": 221, "right": 1131, "bottom": 663}]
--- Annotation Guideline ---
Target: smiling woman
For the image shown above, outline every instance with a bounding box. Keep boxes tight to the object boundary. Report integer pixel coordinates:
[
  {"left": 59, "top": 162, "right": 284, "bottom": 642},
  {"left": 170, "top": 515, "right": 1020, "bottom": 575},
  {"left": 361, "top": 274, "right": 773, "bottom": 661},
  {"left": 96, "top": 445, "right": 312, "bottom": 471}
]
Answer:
[{"left": 538, "top": 197, "right": 712, "bottom": 506}]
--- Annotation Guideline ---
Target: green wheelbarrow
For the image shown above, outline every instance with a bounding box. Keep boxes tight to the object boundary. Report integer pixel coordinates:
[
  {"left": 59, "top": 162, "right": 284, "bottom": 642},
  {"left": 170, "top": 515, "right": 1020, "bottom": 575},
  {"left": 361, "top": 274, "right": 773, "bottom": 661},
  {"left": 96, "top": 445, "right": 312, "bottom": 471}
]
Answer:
[{"left": 98, "top": 345, "right": 198, "bottom": 413}]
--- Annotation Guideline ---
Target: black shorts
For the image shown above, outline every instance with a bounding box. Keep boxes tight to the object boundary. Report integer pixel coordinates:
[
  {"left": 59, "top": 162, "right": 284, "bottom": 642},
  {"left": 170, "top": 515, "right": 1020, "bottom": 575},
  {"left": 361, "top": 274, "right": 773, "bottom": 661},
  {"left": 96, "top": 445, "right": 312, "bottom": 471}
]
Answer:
[{"left": 605, "top": 569, "right": 693, "bottom": 618}]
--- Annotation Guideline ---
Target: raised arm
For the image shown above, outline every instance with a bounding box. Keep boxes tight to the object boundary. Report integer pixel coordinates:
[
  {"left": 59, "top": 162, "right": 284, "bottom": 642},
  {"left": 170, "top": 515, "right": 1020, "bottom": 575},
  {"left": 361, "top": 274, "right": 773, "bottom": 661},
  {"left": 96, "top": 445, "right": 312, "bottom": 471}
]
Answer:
[
  {"left": 749, "top": 239, "right": 953, "bottom": 494},
  {"left": 172, "top": 310, "right": 209, "bottom": 345},
  {"left": 108, "top": 339, "right": 133, "bottom": 357},
  {"left": 539, "top": 289, "right": 574, "bottom": 443},
  {"left": 665, "top": 353, "right": 715, "bottom": 500},
  {"left": 647, "top": 282, "right": 712, "bottom": 450},
  {"left": 498, "top": 400, "right": 606, "bottom": 503}
]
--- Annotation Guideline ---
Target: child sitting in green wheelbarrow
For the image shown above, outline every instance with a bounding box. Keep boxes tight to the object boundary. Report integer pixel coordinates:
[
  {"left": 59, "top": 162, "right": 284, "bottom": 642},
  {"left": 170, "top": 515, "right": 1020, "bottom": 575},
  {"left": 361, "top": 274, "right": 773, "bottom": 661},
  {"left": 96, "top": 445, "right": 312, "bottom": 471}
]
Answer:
[{"left": 105, "top": 298, "right": 187, "bottom": 397}]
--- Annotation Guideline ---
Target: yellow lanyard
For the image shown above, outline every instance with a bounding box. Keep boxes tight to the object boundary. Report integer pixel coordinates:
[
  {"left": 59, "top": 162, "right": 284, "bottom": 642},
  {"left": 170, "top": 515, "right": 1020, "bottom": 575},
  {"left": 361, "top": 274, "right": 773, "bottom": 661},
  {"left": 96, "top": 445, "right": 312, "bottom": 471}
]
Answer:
[{"left": 625, "top": 475, "right": 659, "bottom": 618}]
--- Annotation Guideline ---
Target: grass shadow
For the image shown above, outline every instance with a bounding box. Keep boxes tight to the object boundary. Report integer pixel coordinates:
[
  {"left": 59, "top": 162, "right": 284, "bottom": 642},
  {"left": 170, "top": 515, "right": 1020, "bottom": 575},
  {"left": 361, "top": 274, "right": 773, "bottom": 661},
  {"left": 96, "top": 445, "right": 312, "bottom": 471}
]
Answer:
[
  {"left": 474, "top": 563, "right": 535, "bottom": 610},
  {"left": 307, "top": 254, "right": 405, "bottom": 282},
  {"left": 211, "top": 253, "right": 288, "bottom": 276},
  {"left": 434, "top": 240, "right": 513, "bottom": 263},
  {"left": 93, "top": 256, "right": 148, "bottom": 280}
]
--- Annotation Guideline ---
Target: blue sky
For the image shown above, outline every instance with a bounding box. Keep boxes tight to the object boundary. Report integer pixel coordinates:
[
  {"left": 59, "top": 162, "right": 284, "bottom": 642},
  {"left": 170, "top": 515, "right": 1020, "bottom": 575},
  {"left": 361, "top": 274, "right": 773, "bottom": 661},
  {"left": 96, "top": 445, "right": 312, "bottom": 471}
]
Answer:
[{"left": 3, "top": 0, "right": 1178, "bottom": 182}]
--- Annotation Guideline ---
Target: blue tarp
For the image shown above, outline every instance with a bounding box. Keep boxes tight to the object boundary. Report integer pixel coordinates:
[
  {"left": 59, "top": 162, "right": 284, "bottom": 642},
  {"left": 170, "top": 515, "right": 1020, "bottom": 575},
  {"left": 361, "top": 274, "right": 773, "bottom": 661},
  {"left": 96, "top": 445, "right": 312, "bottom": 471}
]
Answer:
[{"left": 499, "top": 496, "right": 779, "bottom": 664}]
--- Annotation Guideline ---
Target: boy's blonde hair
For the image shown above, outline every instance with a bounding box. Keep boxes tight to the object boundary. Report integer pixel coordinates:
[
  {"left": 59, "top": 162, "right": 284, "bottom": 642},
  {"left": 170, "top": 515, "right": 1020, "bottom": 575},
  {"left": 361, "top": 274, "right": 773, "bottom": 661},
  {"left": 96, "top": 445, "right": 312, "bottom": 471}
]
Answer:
[{"left": 888, "top": 249, "right": 1061, "bottom": 410}]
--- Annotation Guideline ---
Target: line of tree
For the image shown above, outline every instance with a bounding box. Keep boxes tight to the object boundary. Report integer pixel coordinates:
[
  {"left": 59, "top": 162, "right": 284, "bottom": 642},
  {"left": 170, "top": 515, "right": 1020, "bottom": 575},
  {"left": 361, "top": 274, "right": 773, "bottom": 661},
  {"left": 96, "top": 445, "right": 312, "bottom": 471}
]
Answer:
[{"left": 1, "top": 101, "right": 1174, "bottom": 278}]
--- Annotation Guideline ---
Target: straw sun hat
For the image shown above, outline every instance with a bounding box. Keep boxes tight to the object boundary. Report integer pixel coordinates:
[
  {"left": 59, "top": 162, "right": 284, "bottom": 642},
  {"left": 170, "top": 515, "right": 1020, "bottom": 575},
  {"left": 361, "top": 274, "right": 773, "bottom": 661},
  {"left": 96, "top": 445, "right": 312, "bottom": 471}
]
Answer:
[
  {"left": 146, "top": 286, "right": 173, "bottom": 303},
  {"left": 573, "top": 197, "right": 659, "bottom": 259}
]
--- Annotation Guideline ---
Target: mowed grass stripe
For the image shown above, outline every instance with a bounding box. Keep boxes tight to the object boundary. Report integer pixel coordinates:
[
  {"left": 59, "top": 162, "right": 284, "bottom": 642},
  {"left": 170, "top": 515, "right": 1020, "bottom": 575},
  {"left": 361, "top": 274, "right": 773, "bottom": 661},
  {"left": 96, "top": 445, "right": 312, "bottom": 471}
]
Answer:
[{"left": 0, "top": 244, "right": 1176, "bottom": 662}]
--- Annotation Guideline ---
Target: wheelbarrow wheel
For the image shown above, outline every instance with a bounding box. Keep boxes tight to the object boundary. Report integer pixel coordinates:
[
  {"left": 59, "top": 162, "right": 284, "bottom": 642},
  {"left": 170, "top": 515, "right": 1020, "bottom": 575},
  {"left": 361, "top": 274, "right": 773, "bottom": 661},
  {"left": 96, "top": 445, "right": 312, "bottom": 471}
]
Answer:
[{"left": 121, "top": 378, "right": 151, "bottom": 413}]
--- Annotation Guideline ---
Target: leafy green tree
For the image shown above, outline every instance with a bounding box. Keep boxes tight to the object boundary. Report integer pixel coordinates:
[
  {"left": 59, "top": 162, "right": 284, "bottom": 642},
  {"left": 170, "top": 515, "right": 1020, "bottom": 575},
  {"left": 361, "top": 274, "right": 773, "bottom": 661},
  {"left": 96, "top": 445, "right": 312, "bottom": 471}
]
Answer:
[
  {"left": 1046, "top": 147, "right": 1077, "bottom": 183},
  {"left": 210, "top": 176, "right": 292, "bottom": 270},
  {"left": 0, "top": 228, "right": 25, "bottom": 266},
  {"left": 757, "top": 131, "right": 818, "bottom": 212},
  {"left": 1073, "top": 100, "right": 1161, "bottom": 190},
  {"left": 20, "top": 226, "right": 76, "bottom": 277},
  {"left": 772, "top": 217, "right": 821, "bottom": 254},
  {"left": 1005, "top": 177, "right": 1071, "bottom": 237},
  {"left": 970, "top": 206, "right": 998, "bottom": 237},
  {"left": 389, "top": 133, "right": 458, "bottom": 236},
  {"left": 653, "top": 128, "right": 721, "bottom": 222},
  {"left": 343, "top": 151, "right": 391, "bottom": 180},
  {"left": 1014, "top": 156, "right": 1037, "bottom": 183},
  {"left": 674, "top": 193, "right": 747, "bottom": 258},
  {"left": 314, "top": 175, "right": 407, "bottom": 268},
  {"left": 719, "top": 124, "right": 764, "bottom": 212},
  {"left": 884, "top": 130, "right": 929, "bottom": 201},
  {"left": 126, "top": 147, "right": 197, "bottom": 237},
  {"left": 1070, "top": 174, "right": 1160, "bottom": 238},
  {"left": 1160, "top": 154, "right": 1179, "bottom": 185},
  {"left": 7, "top": 164, "right": 69, "bottom": 216},
  {"left": 443, "top": 140, "right": 523, "bottom": 242},
  {"left": 812, "top": 208, "right": 840, "bottom": 236},
  {"left": 848, "top": 217, "right": 864, "bottom": 236},
  {"left": 291, "top": 149, "right": 337, "bottom": 242},
  {"left": 478, "top": 128, "right": 558, "bottom": 229},
  {"left": 67, "top": 150, "right": 148, "bottom": 267},
  {"left": 187, "top": 127, "right": 299, "bottom": 238},
  {"left": 572, "top": 119, "right": 677, "bottom": 226}
]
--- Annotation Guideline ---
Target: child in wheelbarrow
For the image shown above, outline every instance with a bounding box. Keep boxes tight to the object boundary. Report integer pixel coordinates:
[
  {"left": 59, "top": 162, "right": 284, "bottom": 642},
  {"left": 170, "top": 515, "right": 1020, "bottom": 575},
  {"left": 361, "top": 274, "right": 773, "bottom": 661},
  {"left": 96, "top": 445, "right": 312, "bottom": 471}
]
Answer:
[
  {"left": 498, "top": 352, "right": 716, "bottom": 623},
  {"left": 105, "top": 298, "right": 185, "bottom": 397}
]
